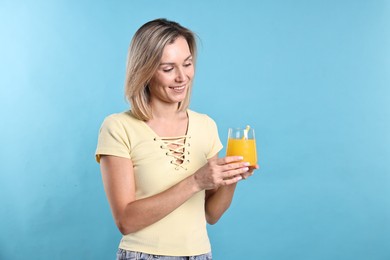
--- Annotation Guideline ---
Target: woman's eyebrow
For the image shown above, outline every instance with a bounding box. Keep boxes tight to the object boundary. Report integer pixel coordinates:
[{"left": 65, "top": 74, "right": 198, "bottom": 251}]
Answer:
[
  {"left": 160, "top": 55, "right": 193, "bottom": 65},
  {"left": 184, "top": 55, "right": 193, "bottom": 61}
]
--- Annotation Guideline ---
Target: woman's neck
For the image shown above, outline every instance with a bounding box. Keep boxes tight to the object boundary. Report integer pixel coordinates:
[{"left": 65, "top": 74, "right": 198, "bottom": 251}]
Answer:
[
  {"left": 149, "top": 100, "right": 184, "bottom": 120},
  {"left": 147, "top": 101, "right": 188, "bottom": 137}
]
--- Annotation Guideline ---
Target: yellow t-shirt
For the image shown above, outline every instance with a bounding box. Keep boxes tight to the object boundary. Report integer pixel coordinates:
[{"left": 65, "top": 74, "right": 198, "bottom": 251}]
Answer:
[{"left": 95, "top": 109, "right": 223, "bottom": 256}]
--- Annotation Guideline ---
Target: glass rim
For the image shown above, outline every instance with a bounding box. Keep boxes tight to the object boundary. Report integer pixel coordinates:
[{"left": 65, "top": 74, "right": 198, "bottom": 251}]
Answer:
[{"left": 228, "top": 127, "right": 255, "bottom": 131}]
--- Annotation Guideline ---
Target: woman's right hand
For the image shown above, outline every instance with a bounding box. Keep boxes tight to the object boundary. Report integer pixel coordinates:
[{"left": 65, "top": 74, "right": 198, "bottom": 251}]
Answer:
[{"left": 193, "top": 156, "right": 250, "bottom": 191}]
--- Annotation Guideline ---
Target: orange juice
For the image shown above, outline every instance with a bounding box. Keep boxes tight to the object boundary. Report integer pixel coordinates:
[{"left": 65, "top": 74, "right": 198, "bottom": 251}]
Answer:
[{"left": 226, "top": 138, "right": 257, "bottom": 166}]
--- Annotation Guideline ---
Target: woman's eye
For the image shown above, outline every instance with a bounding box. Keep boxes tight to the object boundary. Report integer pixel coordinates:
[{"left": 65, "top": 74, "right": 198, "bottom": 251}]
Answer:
[
  {"left": 184, "top": 63, "right": 192, "bottom": 67},
  {"left": 163, "top": 68, "right": 173, "bottom": 72}
]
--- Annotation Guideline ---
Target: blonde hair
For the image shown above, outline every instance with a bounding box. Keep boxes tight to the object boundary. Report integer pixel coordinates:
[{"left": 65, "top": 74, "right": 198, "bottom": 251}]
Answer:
[{"left": 125, "top": 18, "right": 197, "bottom": 121}]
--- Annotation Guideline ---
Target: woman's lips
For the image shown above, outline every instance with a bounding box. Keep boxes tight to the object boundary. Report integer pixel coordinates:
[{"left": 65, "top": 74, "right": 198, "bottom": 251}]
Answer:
[{"left": 169, "top": 85, "right": 186, "bottom": 91}]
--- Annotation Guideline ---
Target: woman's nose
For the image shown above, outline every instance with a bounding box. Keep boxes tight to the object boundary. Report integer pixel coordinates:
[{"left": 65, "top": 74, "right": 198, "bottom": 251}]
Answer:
[{"left": 175, "top": 68, "right": 185, "bottom": 82}]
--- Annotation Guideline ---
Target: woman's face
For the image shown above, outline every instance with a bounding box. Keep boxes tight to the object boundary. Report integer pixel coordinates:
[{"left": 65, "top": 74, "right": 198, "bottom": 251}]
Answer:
[{"left": 148, "top": 36, "right": 194, "bottom": 106}]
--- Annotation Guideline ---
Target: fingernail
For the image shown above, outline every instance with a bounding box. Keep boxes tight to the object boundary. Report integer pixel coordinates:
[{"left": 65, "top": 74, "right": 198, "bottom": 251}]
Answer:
[
  {"left": 243, "top": 167, "right": 249, "bottom": 171},
  {"left": 244, "top": 162, "right": 250, "bottom": 166}
]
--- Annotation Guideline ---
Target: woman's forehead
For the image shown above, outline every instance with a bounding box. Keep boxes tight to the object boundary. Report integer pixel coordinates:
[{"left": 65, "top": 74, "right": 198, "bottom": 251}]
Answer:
[{"left": 160, "top": 37, "right": 191, "bottom": 63}]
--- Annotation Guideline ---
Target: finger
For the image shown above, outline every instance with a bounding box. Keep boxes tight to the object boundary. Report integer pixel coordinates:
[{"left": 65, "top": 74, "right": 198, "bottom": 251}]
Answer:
[
  {"left": 223, "top": 166, "right": 249, "bottom": 179},
  {"left": 245, "top": 164, "right": 259, "bottom": 173},
  {"left": 221, "top": 175, "right": 242, "bottom": 185},
  {"left": 222, "top": 161, "right": 250, "bottom": 172},
  {"left": 241, "top": 171, "right": 254, "bottom": 180},
  {"left": 217, "top": 156, "right": 244, "bottom": 165}
]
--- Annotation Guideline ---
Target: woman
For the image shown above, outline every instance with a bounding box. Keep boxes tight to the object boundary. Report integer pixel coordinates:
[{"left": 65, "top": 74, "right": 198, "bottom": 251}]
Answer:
[{"left": 96, "top": 18, "right": 258, "bottom": 260}]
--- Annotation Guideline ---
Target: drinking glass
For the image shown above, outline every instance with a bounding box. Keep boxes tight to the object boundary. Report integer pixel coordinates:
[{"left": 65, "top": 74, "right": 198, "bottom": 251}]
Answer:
[{"left": 226, "top": 126, "right": 257, "bottom": 166}]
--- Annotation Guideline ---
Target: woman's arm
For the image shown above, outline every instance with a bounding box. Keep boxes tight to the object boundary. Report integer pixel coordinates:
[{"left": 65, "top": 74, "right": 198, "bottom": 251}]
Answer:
[
  {"left": 101, "top": 155, "right": 200, "bottom": 235},
  {"left": 100, "top": 154, "right": 248, "bottom": 235},
  {"left": 204, "top": 155, "right": 259, "bottom": 225}
]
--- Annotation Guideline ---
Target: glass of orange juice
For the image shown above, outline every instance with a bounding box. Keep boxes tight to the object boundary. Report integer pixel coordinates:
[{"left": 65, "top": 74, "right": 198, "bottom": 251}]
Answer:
[{"left": 226, "top": 126, "right": 257, "bottom": 166}]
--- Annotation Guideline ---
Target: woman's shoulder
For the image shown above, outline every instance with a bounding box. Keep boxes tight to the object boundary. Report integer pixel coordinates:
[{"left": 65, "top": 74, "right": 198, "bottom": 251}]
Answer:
[
  {"left": 103, "top": 110, "right": 138, "bottom": 123},
  {"left": 100, "top": 110, "right": 143, "bottom": 130},
  {"left": 187, "top": 109, "right": 218, "bottom": 129},
  {"left": 188, "top": 109, "right": 214, "bottom": 121}
]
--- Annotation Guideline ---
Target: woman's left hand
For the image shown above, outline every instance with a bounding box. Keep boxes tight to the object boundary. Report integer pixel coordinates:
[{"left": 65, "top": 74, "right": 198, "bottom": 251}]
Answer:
[{"left": 240, "top": 164, "right": 260, "bottom": 180}]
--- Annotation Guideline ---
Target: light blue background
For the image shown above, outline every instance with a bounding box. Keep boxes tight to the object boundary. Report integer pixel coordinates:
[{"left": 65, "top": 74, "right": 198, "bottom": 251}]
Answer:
[{"left": 1, "top": 1, "right": 389, "bottom": 259}]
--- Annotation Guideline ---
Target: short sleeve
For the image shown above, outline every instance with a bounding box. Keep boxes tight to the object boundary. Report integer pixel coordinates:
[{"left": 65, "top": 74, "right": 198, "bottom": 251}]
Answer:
[
  {"left": 95, "top": 115, "right": 131, "bottom": 163},
  {"left": 205, "top": 116, "right": 223, "bottom": 159}
]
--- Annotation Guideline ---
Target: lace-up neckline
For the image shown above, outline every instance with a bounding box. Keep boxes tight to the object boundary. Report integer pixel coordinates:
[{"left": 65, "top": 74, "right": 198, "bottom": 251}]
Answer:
[
  {"left": 154, "top": 135, "right": 191, "bottom": 170},
  {"left": 142, "top": 110, "right": 191, "bottom": 171}
]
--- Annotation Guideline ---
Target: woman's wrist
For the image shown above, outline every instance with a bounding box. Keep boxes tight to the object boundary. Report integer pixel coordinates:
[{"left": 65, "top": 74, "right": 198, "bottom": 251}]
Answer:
[{"left": 187, "top": 174, "right": 203, "bottom": 193}]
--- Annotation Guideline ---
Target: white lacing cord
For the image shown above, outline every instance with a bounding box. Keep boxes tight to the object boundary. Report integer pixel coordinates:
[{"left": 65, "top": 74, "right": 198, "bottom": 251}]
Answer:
[{"left": 156, "top": 136, "right": 190, "bottom": 170}]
